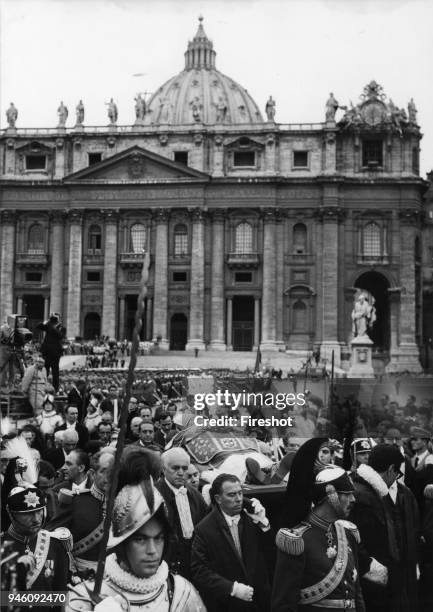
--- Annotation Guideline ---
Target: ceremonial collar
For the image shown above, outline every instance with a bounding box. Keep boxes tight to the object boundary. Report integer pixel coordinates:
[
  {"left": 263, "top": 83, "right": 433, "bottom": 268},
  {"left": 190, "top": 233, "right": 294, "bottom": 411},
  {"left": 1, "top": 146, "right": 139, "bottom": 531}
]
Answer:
[
  {"left": 90, "top": 484, "right": 105, "bottom": 502},
  {"left": 7, "top": 524, "right": 31, "bottom": 545},
  {"left": 309, "top": 511, "right": 333, "bottom": 531},
  {"left": 105, "top": 553, "right": 168, "bottom": 596}
]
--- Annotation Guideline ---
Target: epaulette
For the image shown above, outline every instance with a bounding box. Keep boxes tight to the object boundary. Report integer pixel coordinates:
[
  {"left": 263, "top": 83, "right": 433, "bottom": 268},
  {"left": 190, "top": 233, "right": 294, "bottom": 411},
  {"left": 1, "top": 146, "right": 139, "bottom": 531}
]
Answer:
[
  {"left": 49, "top": 527, "right": 73, "bottom": 552},
  {"left": 275, "top": 524, "right": 310, "bottom": 556},
  {"left": 338, "top": 520, "right": 360, "bottom": 544},
  {"left": 58, "top": 488, "right": 91, "bottom": 505},
  {"left": 424, "top": 484, "right": 433, "bottom": 500}
]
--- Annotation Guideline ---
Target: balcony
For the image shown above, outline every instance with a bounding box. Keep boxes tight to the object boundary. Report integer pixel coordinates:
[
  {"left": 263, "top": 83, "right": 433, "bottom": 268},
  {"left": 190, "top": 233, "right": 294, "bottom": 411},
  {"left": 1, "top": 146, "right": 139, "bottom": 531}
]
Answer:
[
  {"left": 16, "top": 251, "right": 49, "bottom": 268},
  {"left": 227, "top": 252, "right": 260, "bottom": 269},
  {"left": 83, "top": 248, "right": 104, "bottom": 265},
  {"left": 356, "top": 254, "right": 389, "bottom": 266},
  {"left": 119, "top": 251, "right": 149, "bottom": 269}
]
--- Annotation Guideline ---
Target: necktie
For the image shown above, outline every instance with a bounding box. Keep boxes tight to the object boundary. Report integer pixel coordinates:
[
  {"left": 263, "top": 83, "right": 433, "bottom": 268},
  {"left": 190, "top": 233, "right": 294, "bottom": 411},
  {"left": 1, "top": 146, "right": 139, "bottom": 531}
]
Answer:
[
  {"left": 229, "top": 517, "right": 242, "bottom": 558},
  {"left": 174, "top": 487, "right": 194, "bottom": 539},
  {"left": 414, "top": 457, "right": 419, "bottom": 469}
]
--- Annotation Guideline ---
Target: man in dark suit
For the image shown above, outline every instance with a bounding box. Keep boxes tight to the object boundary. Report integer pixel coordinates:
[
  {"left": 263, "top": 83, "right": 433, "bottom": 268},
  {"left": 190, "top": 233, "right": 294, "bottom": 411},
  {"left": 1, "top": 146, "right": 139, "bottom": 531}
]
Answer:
[
  {"left": 36, "top": 313, "right": 65, "bottom": 392},
  {"left": 191, "top": 473, "right": 271, "bottom": 612},
  {"left": 156, "top": 447, "right": 207, "bottom": 578},
  {"left": 56, "top": 405, "right": 89, "bottom": 450},
  {"left": 52, "top": 449, "right": 92, "bottom": 498},
  {"left": 43, "top": 428, "right": 78, "bottom": 470}
]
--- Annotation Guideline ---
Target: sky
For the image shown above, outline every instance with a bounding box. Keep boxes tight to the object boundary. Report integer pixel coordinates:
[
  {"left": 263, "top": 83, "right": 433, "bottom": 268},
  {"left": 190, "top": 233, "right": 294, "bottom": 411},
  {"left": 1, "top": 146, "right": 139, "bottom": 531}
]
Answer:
[{"left": 1, "top": 0, "right": 432, "bottom": 176}]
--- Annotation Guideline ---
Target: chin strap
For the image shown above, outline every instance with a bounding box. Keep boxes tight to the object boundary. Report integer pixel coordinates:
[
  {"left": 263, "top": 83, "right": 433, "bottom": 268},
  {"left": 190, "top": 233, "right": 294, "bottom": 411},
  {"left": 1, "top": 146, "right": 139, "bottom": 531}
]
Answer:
[{"left": 325, "top": 484, "right": 346, "bottom": 519}]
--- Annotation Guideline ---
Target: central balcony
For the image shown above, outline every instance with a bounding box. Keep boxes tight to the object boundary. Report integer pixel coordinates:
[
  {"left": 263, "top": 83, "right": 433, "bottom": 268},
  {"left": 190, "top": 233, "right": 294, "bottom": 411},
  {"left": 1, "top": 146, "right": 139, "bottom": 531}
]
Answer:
[{"left": 226, "top": 252, "right": 260, "bottom": 269}]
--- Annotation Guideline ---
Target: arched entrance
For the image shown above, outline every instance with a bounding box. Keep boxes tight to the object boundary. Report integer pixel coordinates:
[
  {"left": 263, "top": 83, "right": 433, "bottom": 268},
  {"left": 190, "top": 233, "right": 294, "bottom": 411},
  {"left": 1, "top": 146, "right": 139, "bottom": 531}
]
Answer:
[
  {"left": 84, "top": 312, "right": 101, "bottom": 340},
  {"left": 354, "top": 271, "right": 390, "bottom": 350},
  {"left": 23, "top": 295, "right": 44, "bottom": 338},
  {"left": 170, "top": 313, "right": 188, "bottom": 350},
  {"left": 232, "top": 296, "right": 254, "bottom": 351}
]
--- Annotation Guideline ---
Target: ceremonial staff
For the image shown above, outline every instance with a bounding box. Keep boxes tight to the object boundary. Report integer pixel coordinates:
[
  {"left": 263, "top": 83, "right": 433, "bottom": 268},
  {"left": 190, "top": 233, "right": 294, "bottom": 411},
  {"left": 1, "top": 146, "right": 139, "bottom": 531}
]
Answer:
[{"left": 92, "top": 251, "right": 150, "bottom": 600}]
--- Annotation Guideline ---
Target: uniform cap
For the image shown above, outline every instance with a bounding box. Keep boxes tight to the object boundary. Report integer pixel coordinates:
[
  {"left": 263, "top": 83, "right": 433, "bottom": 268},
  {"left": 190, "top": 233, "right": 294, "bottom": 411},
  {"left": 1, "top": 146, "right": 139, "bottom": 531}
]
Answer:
[
  {"left": 7, "top": 486, "right": 46, "bottom": 513},
  {"left": 351, "top": 438, "right": 375, "bottom": 454},
  {"left": 410, "top": 426, "right": 431, "bottom": 439},
  {"left": 312, "top": 466, "right": 354, "bottom": 505}
]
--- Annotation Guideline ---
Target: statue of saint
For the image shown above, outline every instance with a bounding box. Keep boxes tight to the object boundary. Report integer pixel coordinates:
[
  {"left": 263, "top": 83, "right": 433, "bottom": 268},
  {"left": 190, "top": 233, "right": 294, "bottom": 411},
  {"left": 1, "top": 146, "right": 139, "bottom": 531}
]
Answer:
[
  {"left": 351, "top": 291, "right": 376, "bottom": 338},
  {"left": 57, "top": 101, "right": 68, "bottom": 127},
  {"left": 6, "top": 102, "right": 18, "bottom": 128},
  {"left": 408, "top": 98, "right": 417, "bottom": 124},
  {"left": 325, "top": 93, "right": 339, "bottom": 122},
  {"left": 135, "top": 94, "right": 146, "bottom": 121},
  {"left": 107, "top": 98, "right": 118, "bottom": 124},
  {"left": 191, "top": 97, "right": 202, "bottom": 122},
  {"left": 215, "top": 97, "right": 227, "bottom": 123},
  {"left": 265, "top": 96, "right": 276, "bottom": 121},
  {"left": 75, "top": 100, "right": 85, "bottom": 125},
  {"left": 159, "top": 97, "right": 172, "bottom": 123}
]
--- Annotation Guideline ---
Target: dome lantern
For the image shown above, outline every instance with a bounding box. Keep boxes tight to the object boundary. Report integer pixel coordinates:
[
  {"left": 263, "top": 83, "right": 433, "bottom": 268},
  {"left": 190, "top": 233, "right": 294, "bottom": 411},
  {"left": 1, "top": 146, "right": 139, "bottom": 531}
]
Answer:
[{"left": 184, "top": 16, "right": 216, "bottom": 71}]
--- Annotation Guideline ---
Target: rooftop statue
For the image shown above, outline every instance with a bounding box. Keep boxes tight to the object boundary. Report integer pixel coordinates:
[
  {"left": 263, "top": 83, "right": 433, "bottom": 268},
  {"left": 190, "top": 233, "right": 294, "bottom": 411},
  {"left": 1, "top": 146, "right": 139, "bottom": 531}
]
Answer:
[
  {"left": 75, "top": 100, "right": 84, "bottom": 125},
  {"left": 6, "top": 102, "right": 18, "bottom": 128},
  {"left": 57, "top": 101, "right": 68, "bottom": 127},
  {"left": 107, "top": 98, "right": 118, "bottom": 124}
]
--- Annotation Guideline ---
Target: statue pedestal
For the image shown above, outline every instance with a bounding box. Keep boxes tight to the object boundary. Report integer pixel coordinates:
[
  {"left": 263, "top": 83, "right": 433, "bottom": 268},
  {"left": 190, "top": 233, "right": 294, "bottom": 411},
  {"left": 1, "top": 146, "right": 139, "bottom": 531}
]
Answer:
[{"left": 348, "top": 335, "right": 375, "bottom": 378}]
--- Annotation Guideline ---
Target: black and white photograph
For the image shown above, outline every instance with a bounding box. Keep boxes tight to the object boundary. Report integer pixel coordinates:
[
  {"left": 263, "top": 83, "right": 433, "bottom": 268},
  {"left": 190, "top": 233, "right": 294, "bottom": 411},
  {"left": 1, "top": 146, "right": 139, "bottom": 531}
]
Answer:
[{"left": 0, "top": 0, "right": 432, "bottom": 610}]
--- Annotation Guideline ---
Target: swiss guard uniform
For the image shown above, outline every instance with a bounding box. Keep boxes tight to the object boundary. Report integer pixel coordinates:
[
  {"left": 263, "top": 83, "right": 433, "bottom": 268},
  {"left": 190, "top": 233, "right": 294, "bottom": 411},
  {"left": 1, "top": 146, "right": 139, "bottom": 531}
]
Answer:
[
  {"left": 2, "top": 486, "right": 72, "bottom": 612},
  {"left": 47, "top": 483, "right": 105, "bottom": 577},
  {"left": 272, "top": 467, "right": 365, "bottom": 612}
]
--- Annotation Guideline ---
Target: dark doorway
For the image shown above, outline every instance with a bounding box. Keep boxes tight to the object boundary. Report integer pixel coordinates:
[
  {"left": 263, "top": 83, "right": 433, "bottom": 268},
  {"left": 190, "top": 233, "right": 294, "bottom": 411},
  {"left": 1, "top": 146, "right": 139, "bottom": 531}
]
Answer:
[
  {"left": 232, "top": 296, "right": 254, "bottom": 351},
  {"left": 170, "top": 313, "right": 187, "bottom": 350},
  {"left": 125, "top": 295, "right": 146, "bottom": 341},
  {"left": 84, "top": 312, "right": 101, "bottom": 340},
  {"left": 354, "top": 272, "right": 390, "bottom": 350},
  {"left": 23, "top": 295, "right": 44, "bottom": 339}
]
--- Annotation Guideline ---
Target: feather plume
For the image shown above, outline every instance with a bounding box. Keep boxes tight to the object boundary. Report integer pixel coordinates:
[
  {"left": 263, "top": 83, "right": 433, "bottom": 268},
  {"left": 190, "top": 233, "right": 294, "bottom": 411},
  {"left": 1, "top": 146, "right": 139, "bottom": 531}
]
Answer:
[
  {"left": 3, "top": 436, "right": 38, "bottom": 485},
  {"left": 117, "top": 447, "right": 162, "bottom": 511}
]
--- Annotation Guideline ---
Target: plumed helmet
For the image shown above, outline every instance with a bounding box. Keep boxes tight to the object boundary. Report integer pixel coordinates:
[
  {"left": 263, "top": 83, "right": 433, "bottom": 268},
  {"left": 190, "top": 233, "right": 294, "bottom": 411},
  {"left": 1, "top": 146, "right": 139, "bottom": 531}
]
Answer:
[
  {"left": 350, "top": 438, "right": 375, "bottom": 455},
  {"left": 7, "top": 486, "right": 46, "bottom": 512},
  {"left": 312, "top": 466, "right": 355, "bottom": 506}
]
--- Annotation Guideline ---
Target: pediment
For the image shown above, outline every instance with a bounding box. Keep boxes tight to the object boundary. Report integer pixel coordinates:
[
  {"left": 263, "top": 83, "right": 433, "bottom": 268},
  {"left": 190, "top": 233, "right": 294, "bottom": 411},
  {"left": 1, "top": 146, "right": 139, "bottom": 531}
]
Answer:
[{"left": 64, "top": 146, "right": 209, "bottom": 183}]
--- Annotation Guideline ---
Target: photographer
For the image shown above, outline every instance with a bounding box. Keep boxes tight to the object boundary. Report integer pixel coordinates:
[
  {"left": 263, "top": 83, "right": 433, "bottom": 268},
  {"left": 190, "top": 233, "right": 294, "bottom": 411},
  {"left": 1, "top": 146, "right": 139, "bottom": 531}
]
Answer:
[{"left": 37, "top": 313, "right": 66, "bottom": 393}]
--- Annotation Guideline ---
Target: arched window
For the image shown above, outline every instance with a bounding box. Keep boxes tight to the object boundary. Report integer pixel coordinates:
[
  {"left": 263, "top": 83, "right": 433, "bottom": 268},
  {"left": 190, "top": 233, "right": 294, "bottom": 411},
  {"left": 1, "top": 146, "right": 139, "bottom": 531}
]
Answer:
[
  {"left": 130, "top": 223, "right": 147, "bottom": 253},
  {"left": 363, "top": 223, "right": 381, "bottom": 257},
  {"left": 88, "top": 224, "right": 102, "bottom": 251},
  {"left": 235, "top": 222, "right": 253, "bottom": 254},
  {"left": 174, "top": 223, "right": 188, "bottom": 256},
  {"left": 28, "top": 223, "right": 44, "bottom": 253},
  {"left": 293, "top": 300, "right": 307, "bottom": 332},
  {"left": 293, "top": 223, "right": 307, "bottom": 254}
]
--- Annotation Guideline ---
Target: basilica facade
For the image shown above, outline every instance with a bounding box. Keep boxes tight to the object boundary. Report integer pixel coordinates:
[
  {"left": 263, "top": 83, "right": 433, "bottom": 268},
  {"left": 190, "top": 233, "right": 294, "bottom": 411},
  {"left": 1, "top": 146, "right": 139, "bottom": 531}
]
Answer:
[{"left": 0, "top": 20, "right": 429, "bottom": 372}]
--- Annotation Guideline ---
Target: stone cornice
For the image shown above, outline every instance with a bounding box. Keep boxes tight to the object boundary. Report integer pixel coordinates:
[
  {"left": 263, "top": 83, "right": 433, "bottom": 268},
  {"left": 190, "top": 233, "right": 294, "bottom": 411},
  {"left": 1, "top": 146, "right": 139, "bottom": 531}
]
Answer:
[{"left": 314, "top": 207, "right": 346, "bottom": 222}]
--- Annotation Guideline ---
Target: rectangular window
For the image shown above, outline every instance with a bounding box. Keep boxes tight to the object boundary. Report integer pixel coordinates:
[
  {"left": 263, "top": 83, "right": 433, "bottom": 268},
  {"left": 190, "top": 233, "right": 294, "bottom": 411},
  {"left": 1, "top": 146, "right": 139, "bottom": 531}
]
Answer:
[
  {"left": 25, "top": 272, "right": 42, "bottom": 282},
  {"left": 234, "top": 272, "right": 252, "bottom": 283},
  {"left": 25, "top": 155, "right": 46, "bottom": 170},
  {"left": 174, "top": 151, "right": 188, "bottom": 165},
  {"left": 174, "top": 234, "right": 188, "bottom": 256},
  {"left": 233, "top": 151, "right": 256, "bottom": 167},
  {"left": 172, "top": 271, "right": 188, "bottom": 282},
  {"left": 87, "top": 271, "right": 101, "bottom": 282},
  {"left": 88, "top": 153, "right": 102, "bottom": 166},
  {"left": 362, "top": 140, "right": 383, "bottom": 167},
  {"left": 293, "top": 151, "right": 309, "bottom": 168}
]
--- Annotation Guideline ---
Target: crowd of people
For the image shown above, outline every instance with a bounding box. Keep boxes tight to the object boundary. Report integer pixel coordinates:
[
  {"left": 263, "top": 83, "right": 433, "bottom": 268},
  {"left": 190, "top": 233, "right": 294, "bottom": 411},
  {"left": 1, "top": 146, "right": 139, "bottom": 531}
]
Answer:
[{"left": 1, "top": 344, "right": 433, "bottom": 611}]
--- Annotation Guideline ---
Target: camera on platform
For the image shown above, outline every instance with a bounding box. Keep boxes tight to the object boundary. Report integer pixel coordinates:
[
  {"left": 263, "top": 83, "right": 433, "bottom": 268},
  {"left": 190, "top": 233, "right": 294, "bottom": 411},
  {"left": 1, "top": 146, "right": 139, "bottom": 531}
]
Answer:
[{"left": 6, "top": 314, "right": 33, "bottom": 347}]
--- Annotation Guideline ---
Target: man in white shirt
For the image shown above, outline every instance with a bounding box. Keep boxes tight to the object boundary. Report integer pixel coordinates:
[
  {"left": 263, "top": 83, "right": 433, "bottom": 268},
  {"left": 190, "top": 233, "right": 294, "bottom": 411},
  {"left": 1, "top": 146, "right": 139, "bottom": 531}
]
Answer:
[
  {"left": 53, "top": 449, "right": 92, "bottom": 501},
  {"left": 410, "top": 427, "right": 433, "bottom": 470}
]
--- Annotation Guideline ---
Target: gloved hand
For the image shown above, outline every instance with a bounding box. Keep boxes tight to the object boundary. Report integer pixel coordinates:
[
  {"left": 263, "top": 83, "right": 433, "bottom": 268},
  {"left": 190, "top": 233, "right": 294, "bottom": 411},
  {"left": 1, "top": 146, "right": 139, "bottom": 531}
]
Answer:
[
  {"left": 231, "top": 581, "right": 254, "bottom": 601},
  {"left": 244, "top": 497, "right": 269, "bottom": 528},
  {"left": 94, "top": 595, "right": 125, "bottom": 612}
]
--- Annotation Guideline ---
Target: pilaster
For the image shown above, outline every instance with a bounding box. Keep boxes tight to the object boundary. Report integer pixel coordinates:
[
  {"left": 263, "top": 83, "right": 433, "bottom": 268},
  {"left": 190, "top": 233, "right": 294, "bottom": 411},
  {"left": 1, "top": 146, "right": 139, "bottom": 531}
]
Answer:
[
  {"left": 209, "top": 209, "right": 226, "bottom": 350},
  {"left": 186, "top": 208, "right": 206, "bottom": 350},
  {"left": 101, "top": 209, "right": 119, "bottom": 338},
  {"left": 66, "top": 210, "right": 83, "bottom": 339},
  {"left": 152, "top": 209, "right": 169, "bottom": 349},
  {"left": 0, "top": 211, "right": 16, "bottom": 322}
]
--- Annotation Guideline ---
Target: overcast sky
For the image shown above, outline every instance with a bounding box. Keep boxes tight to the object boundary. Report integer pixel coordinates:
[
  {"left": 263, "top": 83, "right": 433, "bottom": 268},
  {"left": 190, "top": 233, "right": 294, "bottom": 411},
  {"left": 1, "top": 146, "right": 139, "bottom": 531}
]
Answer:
[{"left": 1, "top": 0, "right": 432, "bottom": 176}]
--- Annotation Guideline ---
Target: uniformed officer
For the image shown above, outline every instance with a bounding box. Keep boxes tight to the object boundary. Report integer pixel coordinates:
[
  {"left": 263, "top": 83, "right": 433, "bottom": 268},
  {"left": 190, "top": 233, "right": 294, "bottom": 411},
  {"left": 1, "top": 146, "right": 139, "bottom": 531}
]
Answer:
[
  {"left": 47, "top": 449, "right": 115, "bottom": 577},
  {"left": 2, "top": 485, "right": 72, "bottom": 612},
  {"left": 272, "top": 466, "right": 365, "bottom": 611}
]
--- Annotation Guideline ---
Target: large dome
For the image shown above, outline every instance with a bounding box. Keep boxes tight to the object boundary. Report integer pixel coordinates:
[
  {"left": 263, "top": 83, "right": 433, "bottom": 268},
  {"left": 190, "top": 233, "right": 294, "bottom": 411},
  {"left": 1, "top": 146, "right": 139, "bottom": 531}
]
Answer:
[{"left": 143, "top": 18, "right": 263, "bottom": 126}]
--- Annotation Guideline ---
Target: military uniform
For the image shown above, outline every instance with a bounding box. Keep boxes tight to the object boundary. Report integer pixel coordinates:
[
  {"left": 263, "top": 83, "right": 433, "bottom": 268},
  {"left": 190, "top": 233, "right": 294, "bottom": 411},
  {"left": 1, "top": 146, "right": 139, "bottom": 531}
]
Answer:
[
  {"left": 272, "top": 512, "right": 365, "bottom": 612},
  {"left": 47, "top": 484, "right": 105, "bottom": 577}
]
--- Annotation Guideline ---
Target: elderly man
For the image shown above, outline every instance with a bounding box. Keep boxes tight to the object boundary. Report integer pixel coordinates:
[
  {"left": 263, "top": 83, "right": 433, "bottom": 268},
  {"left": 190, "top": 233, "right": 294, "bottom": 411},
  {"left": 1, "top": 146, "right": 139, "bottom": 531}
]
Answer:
[
  {"left": 43, "top": 428, "right": 79, "bottom": 470},
  {"left": 56, "top": 405, "right": 89, "bottom": 449},
  {"left": 126, "top": 415, "right": 142, "bottom": 444},
  {"left": 191, "top": 473, "right": 271, "bottom": 612},
  {"left": 156, "top": 447, "right": 207, "bottom": 578}
]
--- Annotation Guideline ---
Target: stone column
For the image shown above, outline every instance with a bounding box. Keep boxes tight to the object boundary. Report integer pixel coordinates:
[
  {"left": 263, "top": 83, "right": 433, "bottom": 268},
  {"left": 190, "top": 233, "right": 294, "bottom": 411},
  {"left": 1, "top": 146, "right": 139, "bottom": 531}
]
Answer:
[
  {"left": 66, "top": 210, "right": 83, "bottom": 339},
  {"left": 54, "top": 139, "right": 65, "bottom": 178},
  {"left": 4, "top": 137, "right": 16, "bottom": 176},
  {"left": 17, "top": 297, "right": 23, "bottom": 314},
  {"left": 43, "top": 297, "right": 50, "bottom": 320},
  {"left": 146, "top": 297, "right": 153, "bottom": 341},
  {"left": 101, "top": 210, "right": 118, "bottom": 338},
  {"left": 209, "top": 210, "right": 226, "bottom": 350},
  {"left": 261, "top": 209, "right": 278, "bottom": 350},
  {"left": 226, "top": 298, "right": 233, "bottom": 349},
  {"left": 275, "top": 212, "right": 285, "bottom": 347},
  {"left": 0, "top": 211, "right": 16, "bottom": 323},
  {"left": 323, "top": 130, "right": 337, "bottom": 174},
  {"left": 152, "top": 209, "right": 169, "bottom": 349},
  {"left": 264, "top": 134, "right": 277, "bottom": 174},
  {"left": 318, "top": 207, "right": 343, "bottom": 367},
  {"left": 118, "top": 296, "right": 126, "bottom": 340},
  {"left": 50, "top": 211, "right": 66, "bottom": 317},
  {"left": 387, "top": 211, "right": 422, "bottom": 372},
  {"left": 253, "top": 298, "right": 260, "bottom": 349},
  {"left": 186, "top": 209, "right": 205, "bottom": 350}
]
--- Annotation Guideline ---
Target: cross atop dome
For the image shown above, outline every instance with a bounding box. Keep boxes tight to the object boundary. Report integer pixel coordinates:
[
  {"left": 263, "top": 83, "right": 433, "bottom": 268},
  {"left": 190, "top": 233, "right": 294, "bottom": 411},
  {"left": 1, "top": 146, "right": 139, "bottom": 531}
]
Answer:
[{"left": 185, "top": 16, "right": 216, "bottom": 70}]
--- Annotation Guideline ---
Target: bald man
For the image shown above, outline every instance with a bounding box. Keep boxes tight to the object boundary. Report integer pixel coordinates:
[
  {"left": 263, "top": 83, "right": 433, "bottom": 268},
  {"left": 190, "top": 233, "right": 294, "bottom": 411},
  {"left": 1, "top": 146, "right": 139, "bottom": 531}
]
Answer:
[{"left": 156, "top": 448, "right": 207, "bottom": 579}]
